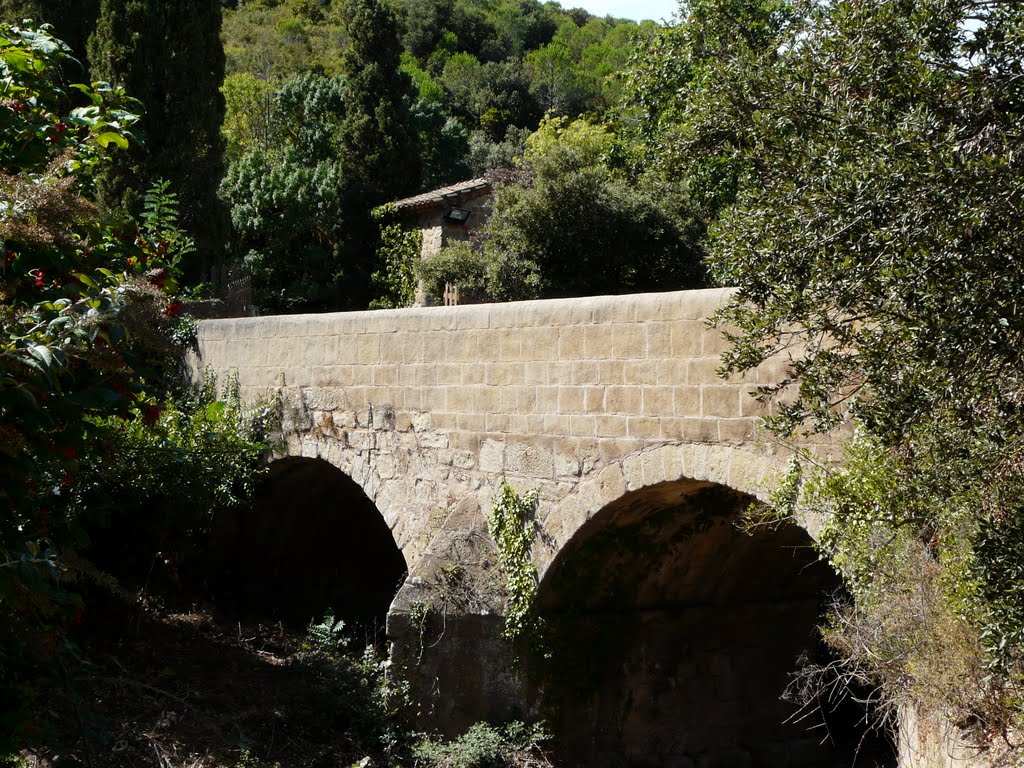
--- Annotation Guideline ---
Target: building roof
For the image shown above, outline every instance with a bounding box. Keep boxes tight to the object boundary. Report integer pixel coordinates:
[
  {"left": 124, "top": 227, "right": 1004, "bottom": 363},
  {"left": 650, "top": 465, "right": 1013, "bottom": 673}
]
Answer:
[{"left": 391, "top": 177, "right": 492, "bottom": 213}]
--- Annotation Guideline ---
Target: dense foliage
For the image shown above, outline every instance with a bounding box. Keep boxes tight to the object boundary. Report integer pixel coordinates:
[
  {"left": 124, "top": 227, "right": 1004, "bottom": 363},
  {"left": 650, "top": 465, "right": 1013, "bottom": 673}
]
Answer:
[
  {"left": 88, "top": 0, "right": 228, "bottom": 272},
  {"left": 217, "top": 0, "right": 659, "bottom": 314},
  {"left": 0, "top": 0, "right": 99, "bottom": 72},
  {"left": 420, "top": 116, "right": 706, "bottom": 303},
  {"left": 638, "top": 0, "right": 1024, "bottom": 750},
  {"left": 0, "top": 24, "right": 266, "bottom": 755}
]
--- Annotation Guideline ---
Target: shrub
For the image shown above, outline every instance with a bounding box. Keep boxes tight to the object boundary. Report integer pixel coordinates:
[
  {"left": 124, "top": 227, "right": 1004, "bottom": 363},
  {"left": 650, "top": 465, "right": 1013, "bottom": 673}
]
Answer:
[{"left": 416, "top": 240, "right": 488, "bottom": 303}]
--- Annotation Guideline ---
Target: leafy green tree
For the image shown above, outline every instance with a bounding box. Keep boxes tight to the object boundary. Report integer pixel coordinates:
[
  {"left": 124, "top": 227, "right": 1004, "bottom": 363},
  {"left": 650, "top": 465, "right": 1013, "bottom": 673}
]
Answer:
[
  {"left": 481, "top": 116, "right": 706, "bottom": 300},
  {"left": 219, "top": 72, "right": 353, "bottom": 312},
  {"left": 88, "top": 0, "right": 228, "bottom": 273},
  {"left": 440, "top": 54, "right": 539, "bottom": 140},
  {"left": 220, "top": 149, "right": 345, "bottom": 312},
  {"left": 658, "top": 0, "right": 1024, "bottom": 747},
  {"left": 619, "top": 0, "right": 791, "bottom": 211},
  {"left": 221, "top": 70, "right": 280, "bottom": 160},
  {"left": 525, "top": 39, "right": 596, "bottom": 117}
]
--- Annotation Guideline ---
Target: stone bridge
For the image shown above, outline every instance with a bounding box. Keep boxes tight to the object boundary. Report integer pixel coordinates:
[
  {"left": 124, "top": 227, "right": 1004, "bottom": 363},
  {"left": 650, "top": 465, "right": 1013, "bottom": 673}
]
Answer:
[{"left": 193, "top": 288, "right": 867, "bottom": 767}]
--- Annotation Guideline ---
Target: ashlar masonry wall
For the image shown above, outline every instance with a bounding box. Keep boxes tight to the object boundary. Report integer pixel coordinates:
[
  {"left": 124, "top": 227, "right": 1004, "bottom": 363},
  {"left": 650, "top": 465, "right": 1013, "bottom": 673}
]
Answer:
[
  {"left": 193, "top": 288, "right": 800, "bottom": 572},
  {"left": 192, "top": 287, "right": 820, "bottom": 736}
]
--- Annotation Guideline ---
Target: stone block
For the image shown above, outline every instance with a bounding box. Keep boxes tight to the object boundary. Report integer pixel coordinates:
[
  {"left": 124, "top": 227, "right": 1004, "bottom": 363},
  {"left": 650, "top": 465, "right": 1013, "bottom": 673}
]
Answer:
[
  {"left": 701, "top": 327, "right": 732, "bottom": 356},
  {"left": 498, "top": 333, "right": 521, "bottom": 362},
  {"left": 400, "top": 332, "right": 425, "bottom": 365},
  {"left": 557, "top": 326, "right": 585, "bottom": 359},
  {"left": 419, "top": 430, "right": 450, "bottom": 449},
  {"left": 569, "top": 300, "right": 594, "bottom": 325},
  {"left": 547, "top": 360, "right": 572, "bottom": 385},
  {"left": 504, "top": 439, "right": 554, "bottom": 478},
  {"left": 484, "top": 363, "right": 514, "bottom": 387},
  {"left": 718, "top": 417, "right": 755, "bottom": 444},
  {"left": 595, "top": 414, "right": 628, "bottom": 437},
  {"left": 627, "top": 416, "right": 661, "bottom": 440},
  {"left": 596, "top": 463, "right": 626, "bottom": 504},
  {"left": 419, "top": 331, "right": 444, "bottom": 364},
  {"left": 478, "top": 386, "right": 501, "bottom": 413},
  {"left": 572, "top": 359, "right": 599, "bottom": 385},
  {"left": 430, "top": 412, "right": 457, "bottom": 431},
  {"left": 241, "top": 337, "right": 269, "bottom": 367},
  {"left": 753, "top": 355, "right": 792, "bottom": 387},
  {"left": 456, "top": 413, "right": 487, "bottom": 432},
  {"left": 645, "top": 321, "right": 672, "bottom": 358},
  {"left": 332, "top": 337, "right": 358, "bottom": 365},
  {"left": 701, "top": 385, "right": 741, "bottom": 418},
  {"left": 535, "top": 385, "right": 559, "bottom": 413},
  {"left": 509, "top": 414, "right": 531, "bottom": 433},
  {"left": 605, "top": 385, "right": 642, "bottom": 415},
  {"left": 558, "top": 386, "right": 585, "bottom": 414},
  {"left": 583, "top": 325, "right": 607, "bottom": 358},
  {"left": 444, "top": 306, "right": 480, "bottom": 333},
  {"left": 740, "top": 387, "right": 770, "bottom": 417},
  {"left": 687, "top": 357, "right": 722, "bottom": 384},
  {"left": 688, "top": 443, "right": 731, "bottom": 487},
  {"left": 642, "top": 385, "right": 674, "bottom": 417},
  {"left": 448, "top": 333, "right": 479, "bottom": 364},
  {"left": 583, "top": 386, "right": 605, "bottom": 414},
  {"left": 598, "top": 437, "right": 643, "bottom": 466},
  {"left": 673, "top": 386, "right": 701, "bottom": 417},
  {"left": 450, "top": 431, "right": 480, "bottom": 454},
  {"left": 680, "top": 417, "right": 719, "bottom": 443},
  {"left": 569, "top": 415, "right": 596, "bottom": 436},
  {"left": 520, "top": 326, "right": 558, "bottom": 359},
  {"left": 479, "top": 439, "right": 505, "bottom": 473},
  {"left": 598, "top": 360, "right": 625, "bottom": 385},
  {"left": 356, "top": 333, "right": 380, "bottom": 363},
  {"left": 542, "top": 414, "right": 570, "bottom": 435},
  {"left": 670, "top": 321, "right": 705, "bottom": 357},
  {"left": 622, "top": 453, "right": 643, "bottom": 491},
  {"left": 552, "top": 437, "right": 580, "bottom": 477},
  {"left": 373, "top": 364, "right": 400, "bottom": 386},
  {"left": 445, "top": 385, "right": 476, "bottom": 413},
  {"left": 435, "top": 362, "right": 460, "bottom": 385},
  {"left": 591, "top": 298, "right": 633, "bottom": 323},
  {"left": 486, "top": 413, "right": 511, "bottom": 433},
  {"left": 460, "top": 362, "right": 485, "bottom": 385},
  {"left": 522, "top": 361, "right": 547, "bottom": 385},
  {"left": 622, "top": 359, "right": 657, "bottom": 384},
  {"left": 311, "top": 366, "right": 337, "bottom": 386},
  {"left": 610, "top": 323, "right": 644, "bottom": 360}
]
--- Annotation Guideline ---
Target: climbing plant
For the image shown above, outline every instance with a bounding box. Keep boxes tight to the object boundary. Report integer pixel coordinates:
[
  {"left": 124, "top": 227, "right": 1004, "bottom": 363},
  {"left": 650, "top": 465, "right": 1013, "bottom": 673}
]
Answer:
[
  {"left": 486, "top": 480, "right": 543, "bottom": 649},
  {"left": 369, "top": 203, "right": 420, "bottom": 309}
]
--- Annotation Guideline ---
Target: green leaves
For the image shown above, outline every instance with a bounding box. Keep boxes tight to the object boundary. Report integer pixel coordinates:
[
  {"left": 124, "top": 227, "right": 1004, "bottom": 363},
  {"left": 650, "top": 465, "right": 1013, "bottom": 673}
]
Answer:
[
  {"left": 672, "top": 0, "right": 1024, "bottom": 741},
  {"left": 487, "top": 480, "right": 541, "bottom": 647}
]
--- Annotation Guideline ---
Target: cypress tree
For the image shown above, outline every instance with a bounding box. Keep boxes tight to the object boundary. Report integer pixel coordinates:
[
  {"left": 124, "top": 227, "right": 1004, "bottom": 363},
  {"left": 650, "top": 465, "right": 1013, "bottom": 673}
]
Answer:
[
  {"left": 337, "top": 0, "right": 421, "bottom": 307},
  {"left": 88, "top": 0, "right": 227, "bottom": 274}
]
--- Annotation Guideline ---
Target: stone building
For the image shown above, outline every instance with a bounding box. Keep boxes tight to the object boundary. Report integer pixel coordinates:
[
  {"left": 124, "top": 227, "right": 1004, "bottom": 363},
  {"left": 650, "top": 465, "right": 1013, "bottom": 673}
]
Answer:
[{"left": 391, "top": 177, "right": 493, "bottom": 305}]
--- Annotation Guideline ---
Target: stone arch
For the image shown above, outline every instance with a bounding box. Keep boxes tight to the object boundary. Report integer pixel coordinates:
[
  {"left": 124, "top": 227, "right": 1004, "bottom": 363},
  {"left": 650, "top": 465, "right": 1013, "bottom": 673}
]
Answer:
[
  {"left": 531, "top": 446, "right": 868, "bottom": 767},
  {"left": 536, "top": 443, "right": 784, "bottom": 579},
  {"left": 209, "top": 456, "right": 408, "bottom": 638}
]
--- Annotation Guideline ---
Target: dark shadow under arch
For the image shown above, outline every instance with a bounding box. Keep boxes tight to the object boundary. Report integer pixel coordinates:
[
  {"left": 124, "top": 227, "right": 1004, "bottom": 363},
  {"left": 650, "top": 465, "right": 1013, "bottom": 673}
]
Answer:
[
  {"left": 209, "top": 457, "right": 407, "bottom": 638},
  {"left": 536, "top": 479, "right": 894, "bottom": 768}
]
